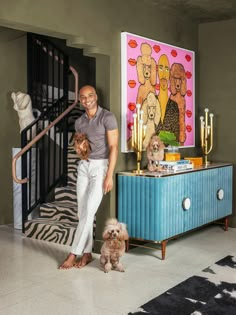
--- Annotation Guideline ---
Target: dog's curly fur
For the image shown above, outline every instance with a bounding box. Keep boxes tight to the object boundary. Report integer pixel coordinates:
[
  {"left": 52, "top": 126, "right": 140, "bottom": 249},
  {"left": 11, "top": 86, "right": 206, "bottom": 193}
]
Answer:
[
  {"left": 100, "top": 218, "right": 129, "bottom": 273},
  {"left": 146, "top": 135, "right": 165, "bottom": 172},
  {"left": 170, "top": 63, "right": 187, "bottom": 145},
  {"left": 73, "top": 133, "right": 91, "bottom": 160},
  {"left": 136, "top": 43, "right": 157, "bottom": 105}
]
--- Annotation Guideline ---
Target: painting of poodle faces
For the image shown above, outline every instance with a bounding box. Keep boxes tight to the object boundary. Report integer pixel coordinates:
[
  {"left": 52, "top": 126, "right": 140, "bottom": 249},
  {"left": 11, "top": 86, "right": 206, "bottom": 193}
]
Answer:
[{"left": 121, "top": 32, "right": 195, "bottom": 152}]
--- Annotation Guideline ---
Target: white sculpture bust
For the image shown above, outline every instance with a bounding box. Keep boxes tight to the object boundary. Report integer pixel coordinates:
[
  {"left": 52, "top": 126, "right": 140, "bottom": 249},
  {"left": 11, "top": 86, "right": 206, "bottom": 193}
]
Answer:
[{"left": 11, "top": 91, "right": 35, "bottom": 132}]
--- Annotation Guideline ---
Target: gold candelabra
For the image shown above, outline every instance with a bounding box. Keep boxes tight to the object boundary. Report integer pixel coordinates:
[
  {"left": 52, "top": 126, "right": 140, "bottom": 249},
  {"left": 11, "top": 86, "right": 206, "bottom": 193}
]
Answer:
[
  {"left": 131, "top": 104, "right": 147, "bottom": 173},
  {"left": 200, "top": 108, "right": 214, "bottom": 166}
]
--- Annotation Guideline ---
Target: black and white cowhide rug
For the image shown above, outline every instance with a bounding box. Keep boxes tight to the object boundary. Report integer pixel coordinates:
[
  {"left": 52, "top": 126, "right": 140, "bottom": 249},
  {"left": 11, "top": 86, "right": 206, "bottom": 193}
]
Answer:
[{"left": 129, "top": 255, "right": 236, "bottom": 315}]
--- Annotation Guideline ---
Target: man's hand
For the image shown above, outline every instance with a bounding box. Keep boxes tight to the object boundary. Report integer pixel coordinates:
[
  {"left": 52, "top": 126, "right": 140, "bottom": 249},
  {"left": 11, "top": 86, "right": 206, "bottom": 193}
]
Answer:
[
  {"left": 103, "top": 129, "right": 118, "bottom": 194},
  {"left": 103, "top": 174, "right": 113, "bottom": 194}
]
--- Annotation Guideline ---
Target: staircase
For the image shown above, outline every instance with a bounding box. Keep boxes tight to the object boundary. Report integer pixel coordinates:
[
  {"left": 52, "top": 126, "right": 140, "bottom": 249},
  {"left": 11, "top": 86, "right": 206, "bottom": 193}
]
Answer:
[
  {"left": 24, "top": 146, "right": 96, "bottom": 246},
  {"left": 18, "top": 34, "right": 97, "bottom": 246}
]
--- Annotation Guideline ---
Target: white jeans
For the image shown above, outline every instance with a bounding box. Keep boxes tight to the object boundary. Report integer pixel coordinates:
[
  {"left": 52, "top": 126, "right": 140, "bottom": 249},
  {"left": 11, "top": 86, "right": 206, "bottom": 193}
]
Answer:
[{"left": 71, "top": 159, "right": 108, "bottom": 255}]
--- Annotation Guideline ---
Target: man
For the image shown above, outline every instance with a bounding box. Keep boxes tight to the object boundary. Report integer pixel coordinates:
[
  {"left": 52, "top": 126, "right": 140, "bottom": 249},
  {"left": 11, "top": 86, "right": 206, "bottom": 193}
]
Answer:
[
  {"left": 59, "top": 85, "right": 118, "bottom": 269},
  {"left": 156, "top": 54, "right": 179, "bottom": 141}
]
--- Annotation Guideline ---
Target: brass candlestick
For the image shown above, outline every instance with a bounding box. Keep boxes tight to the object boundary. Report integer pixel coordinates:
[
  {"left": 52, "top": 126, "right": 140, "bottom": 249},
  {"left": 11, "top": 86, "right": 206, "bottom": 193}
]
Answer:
[
  {"left": 131, "top": 104, "right": 147, "bottom": 173},
  {"left": 200, "top": 108, "right": 214, "bottom": 166}
]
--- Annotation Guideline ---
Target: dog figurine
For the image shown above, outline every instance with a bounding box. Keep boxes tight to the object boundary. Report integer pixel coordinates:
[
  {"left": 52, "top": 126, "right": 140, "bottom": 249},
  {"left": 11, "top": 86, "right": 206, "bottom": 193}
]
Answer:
[
  {"left": 73, "top": 133, "right": 91, "bottom": 160},
  {"left": 100, "top": 218, "right": 129, "bottom": 273},
  {"left": 12, "top": 91, "right": 40, "bottom": 139},
  {"left": 146, "top": 135, "right": 165, "bottom": 172}
]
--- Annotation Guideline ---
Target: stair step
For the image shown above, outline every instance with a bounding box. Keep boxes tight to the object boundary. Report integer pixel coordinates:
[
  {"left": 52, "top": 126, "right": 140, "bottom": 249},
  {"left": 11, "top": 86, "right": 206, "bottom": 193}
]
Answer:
[
  {"left": 39, "top": 201, "right": 78, "bottom": 223},
  {"left": 67, "top": 146, "right": 79, "bottom": 186},
  {"left": 54, "top": 186, "right": 77, "bottom": 203},
  {"left": 67, "top": 160, "right": 78, "bottom": 173},
  {"left": 25, "top": 219, "right": 77, "bottom": 246},
  {"left": 67, "top": 172, "right": 77, "bottom": 186},
  {"left": 67, "top": 147, "right": 79, "bottom": 164},
  {"left": 67, "top": 158, "right": 79, "bottom": 173}
]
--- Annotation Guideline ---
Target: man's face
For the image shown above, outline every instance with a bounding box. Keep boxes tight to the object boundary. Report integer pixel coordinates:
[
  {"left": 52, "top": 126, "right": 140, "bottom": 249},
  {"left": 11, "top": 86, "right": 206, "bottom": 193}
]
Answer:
[
  {"left": 79, "top": 86, "right": 98, "bottom": 110},
  {"left": 158, "top": 55, "right": 170, "bottom": 91}
]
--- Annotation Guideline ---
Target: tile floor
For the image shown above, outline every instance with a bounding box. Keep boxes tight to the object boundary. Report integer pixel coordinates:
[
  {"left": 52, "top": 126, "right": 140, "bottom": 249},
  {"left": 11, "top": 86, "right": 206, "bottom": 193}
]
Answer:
[{"left": 0, "top": 224, "right": 235, "bottom": 315}]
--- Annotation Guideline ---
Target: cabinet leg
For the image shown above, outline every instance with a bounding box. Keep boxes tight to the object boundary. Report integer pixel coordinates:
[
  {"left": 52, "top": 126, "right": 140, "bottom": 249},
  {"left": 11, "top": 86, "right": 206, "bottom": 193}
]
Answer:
[
  {"left": 125, "top": 240, "right": 129, "bottom": 252},
  {"left": 161, "top": 240, "right": 167, "bottom": 260},
  {"left": 224, "top": 217, "right": 229, "bottom": 231}
]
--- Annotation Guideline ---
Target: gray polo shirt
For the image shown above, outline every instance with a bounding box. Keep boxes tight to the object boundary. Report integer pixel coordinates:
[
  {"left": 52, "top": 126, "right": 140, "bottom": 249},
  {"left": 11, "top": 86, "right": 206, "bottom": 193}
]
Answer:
[{"left": 74, "top": 106, "right": 118, "bottom": 159}]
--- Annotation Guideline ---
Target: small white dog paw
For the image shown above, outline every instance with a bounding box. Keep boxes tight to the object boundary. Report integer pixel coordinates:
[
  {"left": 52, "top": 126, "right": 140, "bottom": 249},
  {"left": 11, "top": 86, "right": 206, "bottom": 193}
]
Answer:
[
  {"left": 115, "top": 263, "right": 125, "bottom": 272},
  {"left": 104, "top": 263, "right": 112, "bottom": 273}
]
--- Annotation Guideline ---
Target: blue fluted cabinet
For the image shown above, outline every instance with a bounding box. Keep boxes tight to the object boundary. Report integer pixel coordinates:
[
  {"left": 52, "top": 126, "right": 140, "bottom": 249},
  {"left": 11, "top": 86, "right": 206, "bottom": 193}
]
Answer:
[{"left": 117, "top": 164, "right": 233, "bottom": 259}]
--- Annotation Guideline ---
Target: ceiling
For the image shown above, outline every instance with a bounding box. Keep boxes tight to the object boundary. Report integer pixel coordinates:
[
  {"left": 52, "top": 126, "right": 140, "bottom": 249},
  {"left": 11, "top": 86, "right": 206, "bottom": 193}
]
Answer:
[{"left": 143, "top": 0, "right": 236, "bottom": 23}]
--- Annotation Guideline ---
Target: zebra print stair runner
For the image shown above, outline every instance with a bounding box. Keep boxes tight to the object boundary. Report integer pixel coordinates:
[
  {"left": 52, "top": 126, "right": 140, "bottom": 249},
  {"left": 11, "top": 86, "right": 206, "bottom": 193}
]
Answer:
[
  {"left": 25, "top": 220, "right": 77, "bottom": 245},
  {"left": 54, "top": 186, "right": 77, "bottom": 204},
  {"left": 25, "top": 146, "right": 96, "bottom": 246},
  {"left": 39, "top": 201, "right": 78, "bottom": 223}
]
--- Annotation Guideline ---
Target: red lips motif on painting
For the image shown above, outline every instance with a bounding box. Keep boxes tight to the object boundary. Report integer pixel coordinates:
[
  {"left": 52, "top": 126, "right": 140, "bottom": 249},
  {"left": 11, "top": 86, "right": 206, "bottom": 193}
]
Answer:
[
  {"left": 186, "top": 71, "right": 192, "bottom": 79},
  {"left": 128, "top": 40, "right": 138, "bottom": 48},
  {"left": 128, "top": 58, "right": 137, "bottom": 66},
  {"left": 171, "top": 50, "right": 177, "bottom": 57},
  {"left": 128, "top": 80, "right": 136, "bottom": 88},
  {"left": 128, "top": 122, "right": 134, "bottom": 130},
  {"left": 186, "top": 125, "right": 192, "bottom": 132},
  {"left": 186, "top": 90, "right": 192, "bottom": 97},
  {"left": 128, "top": 103, "right": 136, "bottom": 111},
  {"left": 153, "top": 45, "right": 161, "bottom": 53},
  {"left": 186, "top": 110, "right": 192, "bottom": 118},
  {"left": 185, "top": 54, "right": 191, "bottom": 62}
]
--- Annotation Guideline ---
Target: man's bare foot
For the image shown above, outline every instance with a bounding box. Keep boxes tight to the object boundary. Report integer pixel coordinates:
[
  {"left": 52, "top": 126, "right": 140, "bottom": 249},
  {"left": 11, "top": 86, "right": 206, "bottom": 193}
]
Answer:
[
  {"left": 58, "top": 253, "right": 76, "bottom": 269},
  {"left": 74, "top": 253, "right": 92, "bottom": 269}
]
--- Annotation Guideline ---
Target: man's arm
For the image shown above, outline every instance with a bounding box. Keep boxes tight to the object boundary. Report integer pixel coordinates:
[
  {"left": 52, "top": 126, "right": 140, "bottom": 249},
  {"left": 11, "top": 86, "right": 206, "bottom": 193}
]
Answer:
[{"left": 103, "top": 128, "right": 119, "bottom": 194}]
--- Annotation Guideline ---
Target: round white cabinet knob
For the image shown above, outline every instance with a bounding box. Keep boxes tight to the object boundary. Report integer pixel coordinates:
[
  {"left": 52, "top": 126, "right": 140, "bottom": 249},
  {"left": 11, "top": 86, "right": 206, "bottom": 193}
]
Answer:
[
  {"left": 217, "top": 189, "right": 224, "bottom": 200},
  {"left": 182, "top": 197, "right": 191, "bottom": 210}
]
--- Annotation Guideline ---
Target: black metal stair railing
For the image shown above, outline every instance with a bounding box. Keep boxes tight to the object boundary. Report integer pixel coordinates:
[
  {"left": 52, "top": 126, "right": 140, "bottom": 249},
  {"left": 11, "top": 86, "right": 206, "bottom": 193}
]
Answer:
[
  {"left": 12, "top": 70, "right": 78, "bottom": 232},
  {"left": 20, "top": 96, "right": 69, "bottom": 230},
  {"left": 27, "top": 33, "right": 69, "bottom": 114}
]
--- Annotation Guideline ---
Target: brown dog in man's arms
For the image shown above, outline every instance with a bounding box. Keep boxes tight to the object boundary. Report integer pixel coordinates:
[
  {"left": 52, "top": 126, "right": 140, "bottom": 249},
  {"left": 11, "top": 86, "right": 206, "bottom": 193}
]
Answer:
[{"left": 73, "top": 133, "right": 91, "bottom": 160}]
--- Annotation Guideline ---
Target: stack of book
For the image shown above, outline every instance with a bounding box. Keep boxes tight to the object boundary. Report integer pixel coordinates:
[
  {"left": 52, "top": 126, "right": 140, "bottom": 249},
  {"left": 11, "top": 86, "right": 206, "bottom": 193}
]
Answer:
[{"left": 159, "top": 159, "right": 194, "bottom": 172}]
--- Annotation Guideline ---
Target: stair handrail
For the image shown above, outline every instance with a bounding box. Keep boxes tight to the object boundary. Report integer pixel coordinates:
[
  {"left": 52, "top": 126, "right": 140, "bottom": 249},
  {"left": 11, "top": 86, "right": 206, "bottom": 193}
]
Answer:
[{"left": 12, "top": 66, "right": 78, "bottom": 184}]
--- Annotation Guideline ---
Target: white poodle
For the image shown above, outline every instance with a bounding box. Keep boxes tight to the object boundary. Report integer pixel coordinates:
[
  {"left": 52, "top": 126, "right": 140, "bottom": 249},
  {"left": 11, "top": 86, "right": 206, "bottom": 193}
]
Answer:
[{"left": 142, "top": 92, "right": 161, "bottom": 148}]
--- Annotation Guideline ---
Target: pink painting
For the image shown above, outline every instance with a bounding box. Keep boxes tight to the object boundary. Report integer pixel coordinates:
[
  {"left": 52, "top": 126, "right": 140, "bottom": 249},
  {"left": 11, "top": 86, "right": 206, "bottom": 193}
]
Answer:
[{"left": 121, "top": 32, "right": 195, "bottom": 152}]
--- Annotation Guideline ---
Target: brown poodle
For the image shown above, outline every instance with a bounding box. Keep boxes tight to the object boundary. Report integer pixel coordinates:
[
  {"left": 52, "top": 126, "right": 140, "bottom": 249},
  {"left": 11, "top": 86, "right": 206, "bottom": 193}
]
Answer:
[
  {"left": 146, "top": 135, "right": 165, "bottom": 172},
  {"left": 73, "top": 133, "right": 91, "bottom": 160},
  {"left": 142, "top": 92, "right": 161, "bottom": 148},
  {"left": 136, "top": 43, "right": 157, "bottom": 105},
  {"left": 170, "top": 63, "right": 187, "bottom": 146},
  {"left": 100, "top": 218, "right": 129, "bottom": 273}
]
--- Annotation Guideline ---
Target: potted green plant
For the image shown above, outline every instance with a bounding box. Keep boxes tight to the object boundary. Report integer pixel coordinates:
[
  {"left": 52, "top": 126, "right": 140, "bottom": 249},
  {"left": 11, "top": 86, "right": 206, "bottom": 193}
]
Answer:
[
  {"left": 158, "top": 131, "right": 180, "bottom": 161},
  {"left": 158, "top": 131, "right": 179, "bottom": 147}
]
